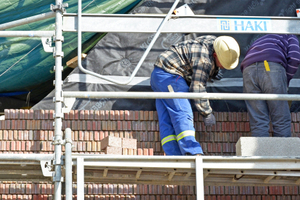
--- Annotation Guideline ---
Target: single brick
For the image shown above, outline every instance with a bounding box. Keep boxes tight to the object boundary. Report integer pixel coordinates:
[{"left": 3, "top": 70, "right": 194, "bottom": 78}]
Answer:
[
  {"left": 101, "top": 136, "right": 122, "bottom": 150},
  {"left": 122, "top": 138, "right": 137, "bottom": 149},
  {"left": 105, "top": 146, "right": 122, "bottom": 155}
]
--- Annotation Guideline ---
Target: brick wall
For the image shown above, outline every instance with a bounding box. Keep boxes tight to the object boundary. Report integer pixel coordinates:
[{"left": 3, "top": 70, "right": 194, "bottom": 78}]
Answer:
[{"left": 0, "top": 109, "right": 299, "bottom": 199}]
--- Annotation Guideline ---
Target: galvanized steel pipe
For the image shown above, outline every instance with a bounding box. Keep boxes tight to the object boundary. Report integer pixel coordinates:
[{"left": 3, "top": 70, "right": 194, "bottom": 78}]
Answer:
[
  {"left": 65, "top": 128, "right": 73, "bottom": 200},
  {"left": 76, "top": 0, "right": 181, "bottom": 85},
  {"left": 0, "top": 12, "right": 55, "bottom": 30},
  {"left": 0, "top": 31, "right": 54, "bottom": 37},
  {"left": 63, "top": 91, "right": 300, "bottom": 101}
]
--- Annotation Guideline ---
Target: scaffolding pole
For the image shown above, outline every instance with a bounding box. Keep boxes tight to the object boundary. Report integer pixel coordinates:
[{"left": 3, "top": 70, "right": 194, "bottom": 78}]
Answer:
[
  {"left": 53, "top": 0, "right": 65, "bottom": 200},
  {"left": 76, "top": 0, "right": 181, "bottom": 85},
  {"left": 0, "top": 12, "right": 55, "bottom": 30},
  {"left": 1, "top": 1, "right": 300, "bottom": 200},
  {"left": 0, "top": 31, "right": 54, "bottom": 37},
  {"left": 63, "top": 91, "right": 300, "bottom": 101}
]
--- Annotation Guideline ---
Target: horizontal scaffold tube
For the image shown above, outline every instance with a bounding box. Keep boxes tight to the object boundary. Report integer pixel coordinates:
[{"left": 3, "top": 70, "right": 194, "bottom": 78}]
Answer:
[
  {"left": 0, "top": 12, "right": 55, "bottom": 30},
  {"left": 0, "top": 31, "right": 54, "bottom": 37},
  {"left": 0, "top": 154, "right": 54, "bottom": 160},
  {"left": 63, "top": 91, "right": 300, "bottom": 101}
]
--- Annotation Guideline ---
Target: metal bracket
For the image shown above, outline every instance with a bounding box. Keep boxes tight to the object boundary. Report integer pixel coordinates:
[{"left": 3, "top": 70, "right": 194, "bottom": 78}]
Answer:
[
  {"left": 53, "top": 173, "right": 64, "bottom": 182},
  {"left": 61, "top": 139, "right": 73, "bottom": 145},
  {"left": 40, "top": 160, "right": 53, "bottom": 177},
  {"left": 53, "top": 49, "right": 65, "bottom": 58},
  {"left": 173, "top": 4, "right": 195, "bottom": 16},
  {"left": 53, "top": 138, "right": 64, "bottom": 145},
  {"left": 50, "top": 3, "right": 68, "bottom": 13},
  {"left": 62, "top": 97, "right": 76, "bottom": 113},
  {"left": 41, "top": 37, "right": 54, "bottom": 53},
  {"left": 53, "top": 36, "right": 64, "bottom": 42}
]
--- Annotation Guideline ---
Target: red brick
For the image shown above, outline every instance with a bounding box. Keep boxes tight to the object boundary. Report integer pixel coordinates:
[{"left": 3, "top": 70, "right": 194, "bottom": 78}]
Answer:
[
  {"left": 117, "top": 110, "right": 124, "bottom": 121},
  {"left": 10, "top": 141, "right": 15, "bottom": 151},
  {"left": 284, "top": 186, "right": 299, "bottom": 195},
  {"left": 98, "top": 110, "right": 104, "bottom": 120},
  {"left": 101, "top": 121, "right": 108, "bottom": 131},
  {"left": 83, "top": 110, "right": 89, "bottom": 120},
  {"left": 148, "top": 148, "right": 154, "bottom": 156},
  {"left": 138, "top": 111, "right": 144, "bottom": 121},
  {"left": 103, "top": 110, "right": 109, "bottom": 120},
  {"left": 93, "top": 110, "right": 99, "bottom": 120},
  {"left": 142, "top": 148, "right": 148, "bottom": 155},
  {"left": 269, "top": 186, "right": 283, "bottom": 195},
  {"left": 245, "top": 122, "right": 250, "bottom": 132},
  {"left": 122, "top": 148, "right": 137, "bottom": 155},
  {"left": 67, "top": 110, "right": 74, "bottom": 120},
  {"left": 5, "top": 120, "right": 11, "bottom": 129},
  {"left": 291, "top": 113, "right": 297, "bottom": 122},
  {"left": 109, "top": 111, "right": 115, "bottom": 121},
  {"left": 93, "top": 131, "right": 99, "bottom": 141},
  {"left": 121, "top": 121, "right": 130, "bottom": 131},
  {"left": 4, "top": 109, "right": 9, "bottom": 119},
  {"left": 43, "top": 110, "right": 49, "bottom": 120},
  {"left": 86, "top": 141, "right": 92, "bottom": 151},
  {"left": 77, "top": 141, "right": 83, "bottom": 151},
  {"left": 84, "top": 131, "right": 90, "bottom": 140},
  {"left": 108, "top": 121, "right": 117, "bottom": 131},
  {"left": 294, "top": 123, "right": 300, "bottom": 133},
  {"left": 154, "top": 142, "right": 161, "bottom": 153},
  {"left": 11, "top": 109, "right": 17, "bottom": 119},
  {"left": 136, "top": 148, "right": 143, "bottom": 155},
  {"left": 99, "top": 131, "right": 106, "bottom": 140},
  {"left": 64, "top": 112, "right": 69, "bottom": 120},
  {"left": 78, "top": 131, "right": 84, "bottom": 141},
  {"left": 79, "top": 110, "right": 84, "bottom": 120}
]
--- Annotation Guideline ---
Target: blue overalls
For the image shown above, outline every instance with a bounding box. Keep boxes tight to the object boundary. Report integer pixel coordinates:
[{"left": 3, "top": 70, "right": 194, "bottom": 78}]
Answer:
[{"left": 150, "top": 66, "right": 204, "bottom": 155}]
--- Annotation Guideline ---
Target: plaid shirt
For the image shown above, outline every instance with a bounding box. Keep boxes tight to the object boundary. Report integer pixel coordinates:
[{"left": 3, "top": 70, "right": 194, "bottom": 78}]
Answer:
[{"left": 154, "top": 35, "right": 218, "bottom": 116}]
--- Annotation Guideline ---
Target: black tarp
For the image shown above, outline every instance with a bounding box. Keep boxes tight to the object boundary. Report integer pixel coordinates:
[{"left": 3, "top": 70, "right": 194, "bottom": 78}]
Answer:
[{"left": 33, "top": 0, "right": 300, "bottom": 112}]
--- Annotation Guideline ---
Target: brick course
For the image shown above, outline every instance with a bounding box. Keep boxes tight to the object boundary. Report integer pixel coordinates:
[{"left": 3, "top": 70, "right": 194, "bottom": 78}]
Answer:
[{"left": 0, "top": 109, "right": 299, "bottom": 199}]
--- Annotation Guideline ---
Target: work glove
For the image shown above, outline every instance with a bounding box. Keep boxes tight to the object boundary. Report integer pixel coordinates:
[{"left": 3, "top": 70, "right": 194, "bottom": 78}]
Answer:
[
  {"left": 208, "top": 70, "right": 223, "bottom": 82},
  {"left": 203, "top": 113, "right": 216, "bottom": 127},
  {"left": 214, "top": 70, "right": 223, "bottom": 80}
]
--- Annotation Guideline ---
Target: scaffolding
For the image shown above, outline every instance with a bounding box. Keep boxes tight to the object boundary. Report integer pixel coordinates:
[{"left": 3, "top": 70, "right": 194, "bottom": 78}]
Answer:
[{"left": 1, "top": 0, "right": 300, "bottom": 200}]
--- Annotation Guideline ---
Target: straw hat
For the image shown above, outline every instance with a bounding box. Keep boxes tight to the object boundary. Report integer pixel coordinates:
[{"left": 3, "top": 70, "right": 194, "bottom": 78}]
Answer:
[{"left": 213, "top": 36, "right": 240, "bottom": 70}]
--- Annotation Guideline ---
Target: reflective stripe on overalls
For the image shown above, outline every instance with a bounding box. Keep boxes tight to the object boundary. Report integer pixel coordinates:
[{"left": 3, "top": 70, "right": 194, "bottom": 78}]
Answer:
[
  {"left": 161, "top": 130, "right": 195, "bottom": 146},
  {"left": 161, "top": 135, "right": 177, "bottom": 146},
  {"left": 177, "top": 130, "right": 195, "bottom": 141}
]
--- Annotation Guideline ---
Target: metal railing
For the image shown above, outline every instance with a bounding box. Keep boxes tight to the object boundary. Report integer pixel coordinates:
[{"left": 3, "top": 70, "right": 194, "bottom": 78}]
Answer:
[{"left": 2, "top": 0, "right": 300, "bottom": 200}]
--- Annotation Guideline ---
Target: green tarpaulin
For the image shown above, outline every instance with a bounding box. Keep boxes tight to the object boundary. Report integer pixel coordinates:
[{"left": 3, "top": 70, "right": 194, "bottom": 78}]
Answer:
[{"left": 0, "top": 0, "right": 141, "bottom": 93}]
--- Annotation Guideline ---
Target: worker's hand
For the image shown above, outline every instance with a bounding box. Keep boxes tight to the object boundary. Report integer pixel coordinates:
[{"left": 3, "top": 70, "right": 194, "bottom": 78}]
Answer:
[
  {"left": 203, "top": 113, "right": 216, "bottom": 127},
  {"left": 214, "top": 70, "right": 223, "bottom": 80},
  {"left": 208, "top": 70, "right": 223, "bottom": 82}
]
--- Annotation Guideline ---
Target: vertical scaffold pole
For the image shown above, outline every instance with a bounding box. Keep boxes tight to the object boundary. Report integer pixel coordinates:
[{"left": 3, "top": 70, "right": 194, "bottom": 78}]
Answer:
[
  {"left": 65, "top": 128, "right": 73, "bottom": 200},
  {"left": 195, "top": 157, "right": 204, "bottom": 200},
  {"left": 52, "top": 0, "right": 65, "bottom": 199}
]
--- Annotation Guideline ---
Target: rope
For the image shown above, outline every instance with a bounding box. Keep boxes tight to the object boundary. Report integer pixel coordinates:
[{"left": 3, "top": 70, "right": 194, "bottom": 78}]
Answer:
[{"left": 0, "top": 42, "right": 42, "bottom": 77}]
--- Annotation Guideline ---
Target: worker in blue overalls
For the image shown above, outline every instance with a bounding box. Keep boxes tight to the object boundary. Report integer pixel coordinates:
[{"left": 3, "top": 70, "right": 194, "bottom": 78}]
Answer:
[{"left": 150, "top": 35, "right": 240, "bottom": 155}]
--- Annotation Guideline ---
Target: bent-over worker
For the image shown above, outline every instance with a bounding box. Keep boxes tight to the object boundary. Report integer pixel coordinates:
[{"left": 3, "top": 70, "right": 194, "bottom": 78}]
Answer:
[{"left": 150, "top": 35, "right": 240, "bottom": 155}]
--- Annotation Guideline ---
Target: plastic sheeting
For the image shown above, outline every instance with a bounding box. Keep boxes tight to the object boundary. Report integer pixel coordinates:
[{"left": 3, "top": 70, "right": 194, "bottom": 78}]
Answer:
[
  {"left": 33, "top": 0, "right": 300, "bottom": 112},
  {"left": 0, "top": 0, "right": 142, "bottom": 111}
]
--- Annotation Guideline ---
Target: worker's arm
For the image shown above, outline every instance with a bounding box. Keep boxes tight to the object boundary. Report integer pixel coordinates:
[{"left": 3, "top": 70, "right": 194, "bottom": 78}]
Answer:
[
  {"left": 189, "top": 44, "right": 213, "bottom": 117},
  {"left": 286, "top": 35, "right": 300, "bottom": 85}
]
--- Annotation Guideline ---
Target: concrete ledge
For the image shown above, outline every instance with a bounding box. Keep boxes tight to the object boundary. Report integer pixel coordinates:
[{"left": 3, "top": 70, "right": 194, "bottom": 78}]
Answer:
[{"left": 236, "top": 137, "right": 300, "bottom": 156}]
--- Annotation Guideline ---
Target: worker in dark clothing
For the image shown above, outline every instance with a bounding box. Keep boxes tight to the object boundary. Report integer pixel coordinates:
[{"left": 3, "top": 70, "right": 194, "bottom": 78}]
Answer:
[
  {"left": 240, "top": 34, "right": 300, "bottom": 137},
  {"left": 150, "top": 35, "right": 240, "bottom": 155}
]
